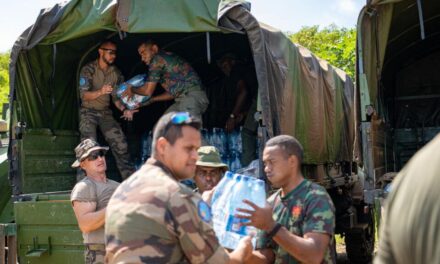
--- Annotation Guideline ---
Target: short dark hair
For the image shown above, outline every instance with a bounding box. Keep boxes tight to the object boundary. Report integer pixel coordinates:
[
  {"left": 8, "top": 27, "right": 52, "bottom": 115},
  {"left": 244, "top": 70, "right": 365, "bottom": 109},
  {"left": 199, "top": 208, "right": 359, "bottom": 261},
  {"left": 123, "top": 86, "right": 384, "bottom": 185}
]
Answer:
[
  {"left": 138, "top": 39, "right": 158, "bottom": 49},
  {"left": 99, "top": 40, "right": 116, "bottom": 49},
  {"left": 265, "top": 135, "right": 304, "bottom": 164},
  {"left": 152, "top": 112, "right": 201, "bottom": 156}
]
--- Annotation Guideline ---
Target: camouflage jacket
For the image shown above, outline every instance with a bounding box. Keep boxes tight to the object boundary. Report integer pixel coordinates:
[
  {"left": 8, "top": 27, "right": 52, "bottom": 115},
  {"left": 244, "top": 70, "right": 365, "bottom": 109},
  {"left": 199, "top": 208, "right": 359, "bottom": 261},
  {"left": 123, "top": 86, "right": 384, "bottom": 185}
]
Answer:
[
  {"left": 105, "top": 158, "right": 229, "bottom": 264},
  {"left": 147, "top": 51, "right": 202, "bottom": 98},
  {"left": 256, "top": 179, "right": 335, "bottom": 264}
]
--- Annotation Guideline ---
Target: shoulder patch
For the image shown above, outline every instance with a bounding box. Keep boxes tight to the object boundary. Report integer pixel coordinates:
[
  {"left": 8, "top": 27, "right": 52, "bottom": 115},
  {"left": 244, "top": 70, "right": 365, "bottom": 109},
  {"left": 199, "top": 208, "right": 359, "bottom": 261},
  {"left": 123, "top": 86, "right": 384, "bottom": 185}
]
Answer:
[
  {"left": 79, "top": 77, "right": 86, "bottom": 86},
  {"left": 197, "top": 200, "right": 212, "bottom": 223}
]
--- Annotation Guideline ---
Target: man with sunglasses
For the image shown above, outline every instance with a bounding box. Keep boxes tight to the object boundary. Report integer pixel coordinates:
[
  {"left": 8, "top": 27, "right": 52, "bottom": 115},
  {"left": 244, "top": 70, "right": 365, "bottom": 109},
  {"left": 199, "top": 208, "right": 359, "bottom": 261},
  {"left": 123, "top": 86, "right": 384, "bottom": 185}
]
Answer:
[
  {"left": 78, "top": 40, "right": 135, "bottom": 180},
  {"left": 105, "top": 112, "right": 252, "bottom": 264},
  {"left": 122, "top": 40, "right": 209, "bottom": 122},
  {"left": 71, "top": 139, "right": 120, "bottom": 264}
]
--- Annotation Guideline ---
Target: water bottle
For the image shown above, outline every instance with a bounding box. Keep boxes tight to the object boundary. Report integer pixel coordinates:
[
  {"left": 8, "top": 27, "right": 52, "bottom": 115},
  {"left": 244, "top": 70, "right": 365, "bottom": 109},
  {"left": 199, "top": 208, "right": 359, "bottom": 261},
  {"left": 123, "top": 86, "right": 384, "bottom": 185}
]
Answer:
[
  {"left": 245, "top": 179, "right": 266, "bottom": 238},
  {"left": 211, "top": 171, "right": 234, "bottom": 206},
  {"left": 236, "top": 127, "right": 243, "bottom": 153},
  {"left": 220, "top": 175, "right": 266, "bottom": 249},
  {"left": 140, "top": 131, "right": 152, "bottom": 162},
  {"left": 230, "top": 151, "right": 242, "bottom": 172},
  {"left": 211, "top": 172, "right": 236, "bottom": 241},
  {"left": 116, "top": 74, "right": 151, "bottom": 109}
]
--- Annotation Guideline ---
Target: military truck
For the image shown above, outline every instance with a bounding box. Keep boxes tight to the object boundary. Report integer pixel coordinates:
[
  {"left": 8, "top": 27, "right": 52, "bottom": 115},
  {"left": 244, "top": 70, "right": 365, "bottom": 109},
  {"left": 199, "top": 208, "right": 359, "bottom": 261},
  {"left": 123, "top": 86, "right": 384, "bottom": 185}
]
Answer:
[
  {"left": 0, "top": 0, "right": 400, "bottom": 263},
  {"left": 357, "top": 0, "right": 440, "bottom": 228}
]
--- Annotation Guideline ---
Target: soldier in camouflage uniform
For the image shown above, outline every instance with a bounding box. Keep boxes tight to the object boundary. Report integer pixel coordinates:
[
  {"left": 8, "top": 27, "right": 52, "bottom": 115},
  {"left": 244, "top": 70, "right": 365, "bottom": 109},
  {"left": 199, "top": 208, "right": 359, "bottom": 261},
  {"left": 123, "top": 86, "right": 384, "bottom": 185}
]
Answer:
[
  {"left": 70, "top": 139, "right": 120, "bottom": 264},
  {"left": 78, "top": 40, "right": 136, "bottom": 180},
  {"left": 105, "top": 112, "right": 252, "bottom": 264},
  {"left": 237, "top": 135, "right": 336, "bottom": 264},
  {"left": 122, "top": 40, "right": 209, "bottom": 121}
]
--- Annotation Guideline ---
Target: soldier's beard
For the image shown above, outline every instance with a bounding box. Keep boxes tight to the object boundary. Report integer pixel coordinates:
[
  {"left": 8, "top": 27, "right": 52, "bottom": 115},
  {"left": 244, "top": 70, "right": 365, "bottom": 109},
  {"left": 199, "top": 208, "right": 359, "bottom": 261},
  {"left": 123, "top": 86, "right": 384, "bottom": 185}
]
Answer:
[{"left": 103, "top": 57, "right": 114, "bottom": 65}]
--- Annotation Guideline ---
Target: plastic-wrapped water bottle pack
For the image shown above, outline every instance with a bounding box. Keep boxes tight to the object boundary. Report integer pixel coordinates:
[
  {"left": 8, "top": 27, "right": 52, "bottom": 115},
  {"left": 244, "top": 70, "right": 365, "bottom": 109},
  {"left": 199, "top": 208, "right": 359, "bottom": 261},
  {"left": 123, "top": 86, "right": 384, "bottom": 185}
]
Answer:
[
  {"left": 116, "top": 74, "right": 151, "bottom": 109},
  {"left": 201, "top": 127, "right": 249, "bottom": 172},
  {"left": 211, "top": 172, "right": 266, "bottom": 249}
]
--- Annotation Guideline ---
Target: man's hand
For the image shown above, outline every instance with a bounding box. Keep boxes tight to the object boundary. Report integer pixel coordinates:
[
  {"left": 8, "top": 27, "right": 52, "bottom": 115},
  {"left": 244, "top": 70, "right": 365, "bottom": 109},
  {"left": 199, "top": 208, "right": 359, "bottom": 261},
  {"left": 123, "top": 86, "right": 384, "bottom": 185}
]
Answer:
[
  {"left": 228, "top": 236, "right": 253, "bottom": 263},
  {"left": 100, "top": 84, "right": 113, "bottom": 95},
  {"left": 120, "top": 109, "right": 139, "bottom": 121},
  {"left": 201, "top": 188, "right": 215, "bottom": 205},
  {"left": 121, "top": 84, "right": 134, "bottom": 99},
  {"left": 236, "top": 200, "right": 276, "bottom": 232}
]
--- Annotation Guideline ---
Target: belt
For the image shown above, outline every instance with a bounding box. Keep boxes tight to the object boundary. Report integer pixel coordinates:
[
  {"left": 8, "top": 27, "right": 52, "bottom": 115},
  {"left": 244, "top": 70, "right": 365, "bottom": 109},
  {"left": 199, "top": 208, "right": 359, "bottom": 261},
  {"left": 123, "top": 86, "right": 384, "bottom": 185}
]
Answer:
[{"left": 85, "top": 244, "right": 106, "bottom": 251}]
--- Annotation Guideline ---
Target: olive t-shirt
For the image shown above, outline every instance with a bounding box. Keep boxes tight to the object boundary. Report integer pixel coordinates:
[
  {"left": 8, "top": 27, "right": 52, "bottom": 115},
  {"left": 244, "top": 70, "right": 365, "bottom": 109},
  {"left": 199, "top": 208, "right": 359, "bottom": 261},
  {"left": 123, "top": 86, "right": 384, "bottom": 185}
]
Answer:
[
  {"left": 78, "top": 60, "right": 124, "bottom": 110},
  {"left": 71, "top": 177, "right": 119, "bottom": 244}
]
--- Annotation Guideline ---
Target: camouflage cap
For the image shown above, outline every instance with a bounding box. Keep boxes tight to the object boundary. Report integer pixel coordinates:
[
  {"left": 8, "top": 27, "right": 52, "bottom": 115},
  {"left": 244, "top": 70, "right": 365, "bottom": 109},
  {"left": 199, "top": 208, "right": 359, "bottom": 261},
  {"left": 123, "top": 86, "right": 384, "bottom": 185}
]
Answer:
[
  {"left": 196, "top": 146, "right": 228, "bottom": 169},
  {"left": 71, "top": 139, "right": 109, "bottom": 168}
]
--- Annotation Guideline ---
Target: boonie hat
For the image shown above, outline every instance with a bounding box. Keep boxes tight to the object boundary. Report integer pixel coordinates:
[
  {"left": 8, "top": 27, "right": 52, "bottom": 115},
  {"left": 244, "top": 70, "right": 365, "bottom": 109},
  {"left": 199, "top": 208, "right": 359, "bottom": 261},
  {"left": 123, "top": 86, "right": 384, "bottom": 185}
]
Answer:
[
  {"left": 196, "top": 146, "right": 228, "bottom": 170},
  {"left": 71, "top": 139, "right": 109, "bottom": 168}
]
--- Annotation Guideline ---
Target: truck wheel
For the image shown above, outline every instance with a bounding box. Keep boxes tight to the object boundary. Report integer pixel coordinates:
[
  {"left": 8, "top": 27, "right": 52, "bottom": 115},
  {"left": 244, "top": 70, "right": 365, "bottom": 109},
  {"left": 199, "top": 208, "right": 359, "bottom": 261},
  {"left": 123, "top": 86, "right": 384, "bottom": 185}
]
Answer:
[{"left": 345, "top": 209, "right": 375, "bottom": 263}]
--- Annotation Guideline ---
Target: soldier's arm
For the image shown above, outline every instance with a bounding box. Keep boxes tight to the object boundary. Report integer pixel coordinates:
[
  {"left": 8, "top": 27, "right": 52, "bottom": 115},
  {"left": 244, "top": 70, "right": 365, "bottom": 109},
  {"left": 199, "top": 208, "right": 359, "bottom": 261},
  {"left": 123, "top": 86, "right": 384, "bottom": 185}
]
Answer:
[
  {"left": 82, "top": 85, "right": 113, "bottom": 101},
  {"left": 151, "top": 92, "right": 174, "bottom": 102},
  {"left": 244, "top": 249, "right": 275, "bottom": 264},
  {"left": 79, "top": 66, "right": 112, "bottom": 101},
  {"left": 131, "top": 81, "right": 157, "bottom": 96},
  {"left": 72, "top": 201, "right": 106, "bottom": 233},
  {"left": 271, "top": 229, "right": 330, "bottom": 264}
]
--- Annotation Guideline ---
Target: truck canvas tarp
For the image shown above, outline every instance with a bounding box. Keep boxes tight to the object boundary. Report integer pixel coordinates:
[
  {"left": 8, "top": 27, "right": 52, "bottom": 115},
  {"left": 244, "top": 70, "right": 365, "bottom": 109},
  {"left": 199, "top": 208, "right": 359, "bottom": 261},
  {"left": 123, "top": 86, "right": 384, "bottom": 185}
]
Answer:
[
  {"left": 4, "top": 0, "right": 363, "bottom": 263},
  {"left": 357, "top": 0, "right": 440, "bottom": 182}
]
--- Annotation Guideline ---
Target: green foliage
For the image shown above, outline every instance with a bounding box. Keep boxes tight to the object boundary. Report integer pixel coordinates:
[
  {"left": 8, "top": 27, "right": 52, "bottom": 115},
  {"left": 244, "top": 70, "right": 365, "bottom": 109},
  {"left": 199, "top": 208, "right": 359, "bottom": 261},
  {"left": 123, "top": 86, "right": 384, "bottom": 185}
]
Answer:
[
  {"left": 0, "top": 52, "right": 10, "bottom": 115},
  {"left": 290, "top": 24, "right": 356, "bottom": 79}
]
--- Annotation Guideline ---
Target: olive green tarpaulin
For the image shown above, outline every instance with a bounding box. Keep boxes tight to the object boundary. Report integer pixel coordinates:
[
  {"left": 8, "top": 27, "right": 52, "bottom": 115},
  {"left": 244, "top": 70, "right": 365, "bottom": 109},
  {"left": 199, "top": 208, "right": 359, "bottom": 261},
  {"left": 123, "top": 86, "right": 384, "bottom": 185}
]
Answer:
[{"left": 9, "top": 0, "right": 356, "bottom": 164}]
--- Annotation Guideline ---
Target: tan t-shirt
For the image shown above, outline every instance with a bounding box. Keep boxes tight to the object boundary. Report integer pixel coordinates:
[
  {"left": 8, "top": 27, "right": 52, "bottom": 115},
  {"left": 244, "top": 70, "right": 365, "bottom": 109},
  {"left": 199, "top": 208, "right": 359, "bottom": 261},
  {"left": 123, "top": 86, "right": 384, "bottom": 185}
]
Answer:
[
  {"left": 71, "top": 177, "right": 119, "bottom": 244},
  {"left": 79, "top": 60, "right": 124, "bottom": 110}
]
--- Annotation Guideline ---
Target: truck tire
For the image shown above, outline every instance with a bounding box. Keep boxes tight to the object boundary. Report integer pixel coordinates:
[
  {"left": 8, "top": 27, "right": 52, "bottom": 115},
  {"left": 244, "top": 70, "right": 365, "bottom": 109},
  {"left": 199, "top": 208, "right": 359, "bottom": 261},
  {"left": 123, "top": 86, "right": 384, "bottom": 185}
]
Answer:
[{"left": 345, "top": 209, "right": 375, "bottom": 264}]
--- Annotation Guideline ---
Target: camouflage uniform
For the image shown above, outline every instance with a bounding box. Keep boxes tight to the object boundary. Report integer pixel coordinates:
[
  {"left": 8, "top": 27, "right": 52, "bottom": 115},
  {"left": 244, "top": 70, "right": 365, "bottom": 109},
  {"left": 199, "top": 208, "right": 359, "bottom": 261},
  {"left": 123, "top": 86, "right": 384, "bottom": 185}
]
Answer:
[
  {"left": 148, "top": 51, "right": 209, "bottom": 121},
  {"left": 79, "top": 60, "right": 134, "bottom": 179},
  {"left": 105, "top": 158, "right": 229, "bottom": 264},
  {"left": 256, "top": 179, "right": 336, "bottom": 264}
]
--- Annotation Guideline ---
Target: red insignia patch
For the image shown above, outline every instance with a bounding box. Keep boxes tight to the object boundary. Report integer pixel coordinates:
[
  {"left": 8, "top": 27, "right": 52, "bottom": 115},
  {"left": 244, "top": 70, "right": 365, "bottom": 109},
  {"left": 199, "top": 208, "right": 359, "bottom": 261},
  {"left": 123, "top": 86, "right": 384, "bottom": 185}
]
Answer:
[{"left": 292, "top": 205, "right": 302, "bottom": 218}]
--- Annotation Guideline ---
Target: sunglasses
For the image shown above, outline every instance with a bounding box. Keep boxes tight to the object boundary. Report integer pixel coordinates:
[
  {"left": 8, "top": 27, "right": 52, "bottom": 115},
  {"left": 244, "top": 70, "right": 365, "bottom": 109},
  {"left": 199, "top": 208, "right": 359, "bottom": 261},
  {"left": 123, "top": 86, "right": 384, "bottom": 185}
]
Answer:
[
  {"left": 84, "top": 150, "right": 106, "bottom": 162},
  {"left": 100, "top": 48, "right": 117, "bottom": 55},
  {"left": 163, "top": 112, "right": 199, "bottom": 137}
]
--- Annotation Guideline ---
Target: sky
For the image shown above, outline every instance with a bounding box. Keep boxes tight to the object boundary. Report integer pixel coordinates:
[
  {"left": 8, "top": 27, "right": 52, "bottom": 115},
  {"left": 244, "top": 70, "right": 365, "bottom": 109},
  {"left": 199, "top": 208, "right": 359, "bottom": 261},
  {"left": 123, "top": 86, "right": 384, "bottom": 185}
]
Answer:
[{"left": 0, "top": 0, "right": 365, "bottom": 52}]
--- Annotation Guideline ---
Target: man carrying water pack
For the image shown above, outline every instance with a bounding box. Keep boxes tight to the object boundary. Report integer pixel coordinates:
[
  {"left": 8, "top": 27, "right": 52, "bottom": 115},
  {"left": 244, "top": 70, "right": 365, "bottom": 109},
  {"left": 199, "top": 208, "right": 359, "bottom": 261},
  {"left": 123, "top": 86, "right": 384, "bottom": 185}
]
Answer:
[
  {"left": 237, "top": 135, "right": 336, "bottom": 264},
  {"left": 105, "top": 112, "right": 252, "bottom": 264},
  {"left": 78, "top": 40, "right": 136, "bottom": 180}
]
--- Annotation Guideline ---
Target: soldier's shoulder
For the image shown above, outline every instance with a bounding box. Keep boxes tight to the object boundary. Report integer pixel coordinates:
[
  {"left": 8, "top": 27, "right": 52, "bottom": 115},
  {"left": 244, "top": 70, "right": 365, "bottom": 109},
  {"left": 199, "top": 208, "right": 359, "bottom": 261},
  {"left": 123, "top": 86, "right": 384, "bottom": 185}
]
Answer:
[
  {"left": 110, "top": 163, "right": 181, "bottom": 202},
  {"left": 73, "top": 177, "right": 94, "bottom": 190},
  {"left": 80, "top": 60, "right": 98, "bottom": 74}
]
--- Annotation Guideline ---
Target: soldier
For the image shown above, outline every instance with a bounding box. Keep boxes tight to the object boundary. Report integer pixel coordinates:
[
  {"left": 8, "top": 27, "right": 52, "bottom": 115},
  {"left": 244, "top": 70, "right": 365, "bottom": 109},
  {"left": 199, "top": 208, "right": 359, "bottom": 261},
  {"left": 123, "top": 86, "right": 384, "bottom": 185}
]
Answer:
[
  {"left": 375, "top": 134, "right": 440, "bottom": 264},
  {"left": 105, "top": 112, "right": 252, "bottom": 263},
  {"left": 237, "top": 135, "right": 336, "bottom": 263},
  {"left": 214, "top": 53, "right": 258, "bottom": 167},
  {"left": 70, "top": 139, "right": 120, "bottom": 264},
  {"left": 78, "top": 40, "right": 136, "bottom": 180},
  {"left": 194, "top": 146, "right": 228, "bottom": 193},
  {"left": 122, "top": 40, "right": 209, "bottom": 122}
]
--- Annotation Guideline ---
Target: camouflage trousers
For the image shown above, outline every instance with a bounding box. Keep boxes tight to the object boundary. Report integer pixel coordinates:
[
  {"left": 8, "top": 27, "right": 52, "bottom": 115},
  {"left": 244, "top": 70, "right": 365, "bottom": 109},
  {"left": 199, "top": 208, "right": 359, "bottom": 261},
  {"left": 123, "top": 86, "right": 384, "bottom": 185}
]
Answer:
[
  {"left": 165, "top": 89, "right": 209, "bottom": 122},
  {"left": 85, "top": 244, "right": 105, "bottom": 264},
  {"left": 79, "top": 108, "right": 134, "bottom": 180}
]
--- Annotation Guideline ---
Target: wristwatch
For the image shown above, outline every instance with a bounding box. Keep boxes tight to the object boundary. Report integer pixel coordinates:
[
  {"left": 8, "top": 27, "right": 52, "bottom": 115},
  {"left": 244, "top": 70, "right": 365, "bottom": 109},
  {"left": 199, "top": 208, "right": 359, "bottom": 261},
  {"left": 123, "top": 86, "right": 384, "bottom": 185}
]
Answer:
[{"left": 229, "top": 113, "right": 236, "bottom": 119}]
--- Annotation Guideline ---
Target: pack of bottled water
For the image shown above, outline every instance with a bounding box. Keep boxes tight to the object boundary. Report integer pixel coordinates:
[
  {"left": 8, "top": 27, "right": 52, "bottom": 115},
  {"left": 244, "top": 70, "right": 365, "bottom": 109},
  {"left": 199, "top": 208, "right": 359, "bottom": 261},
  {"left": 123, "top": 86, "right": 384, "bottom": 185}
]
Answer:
[
  {"left": 201, "top": 127, "right": 246, "bottom": 172},
  {"left": 116, "top": 74, "right": 151, "bottom": 109},
  {"left": 211, "top": 172, "right": 266, "bottom": 249}
]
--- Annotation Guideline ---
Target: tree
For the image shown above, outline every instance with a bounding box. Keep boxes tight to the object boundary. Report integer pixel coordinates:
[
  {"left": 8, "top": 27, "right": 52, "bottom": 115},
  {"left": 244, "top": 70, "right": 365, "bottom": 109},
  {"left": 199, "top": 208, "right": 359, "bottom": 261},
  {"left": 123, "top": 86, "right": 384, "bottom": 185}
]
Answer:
[
  {"left": 0, "top": 52, "right": 10, "bottom": 116},
  {"left": 290, "top": 24, "right": 356, "bottom": 79}
]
